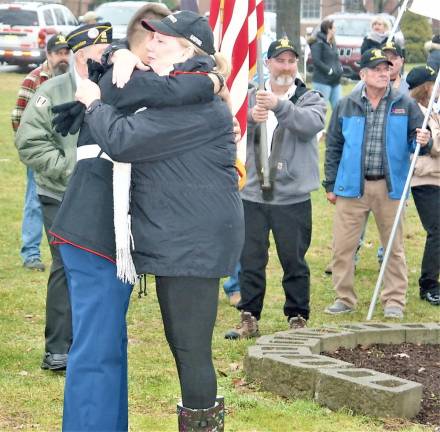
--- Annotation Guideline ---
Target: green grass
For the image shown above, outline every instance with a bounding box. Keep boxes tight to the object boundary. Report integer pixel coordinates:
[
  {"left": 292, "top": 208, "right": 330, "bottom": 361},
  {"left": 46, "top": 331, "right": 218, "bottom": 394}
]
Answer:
[{"left": 0, "top": 71, "right": 437, "bottom": 431}]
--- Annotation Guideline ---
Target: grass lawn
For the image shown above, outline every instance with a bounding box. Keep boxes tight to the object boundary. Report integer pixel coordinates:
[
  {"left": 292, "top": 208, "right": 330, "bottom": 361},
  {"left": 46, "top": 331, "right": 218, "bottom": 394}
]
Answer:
[{"left": 0, "top": 71, "right": 437, "bottom": 431}]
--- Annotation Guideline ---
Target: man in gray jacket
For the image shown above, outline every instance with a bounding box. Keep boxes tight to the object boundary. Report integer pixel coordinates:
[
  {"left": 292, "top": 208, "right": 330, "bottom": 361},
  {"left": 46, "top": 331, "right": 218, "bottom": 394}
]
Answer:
[{"left": 226, "top": 38, "right": 326, "bottom": 339}]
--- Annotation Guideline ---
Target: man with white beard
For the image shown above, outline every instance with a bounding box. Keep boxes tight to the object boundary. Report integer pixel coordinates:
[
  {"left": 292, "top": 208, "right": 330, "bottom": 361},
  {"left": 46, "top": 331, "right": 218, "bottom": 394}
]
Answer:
[{"left": 225, "top": 38, "right": 326, "bottom": 339}]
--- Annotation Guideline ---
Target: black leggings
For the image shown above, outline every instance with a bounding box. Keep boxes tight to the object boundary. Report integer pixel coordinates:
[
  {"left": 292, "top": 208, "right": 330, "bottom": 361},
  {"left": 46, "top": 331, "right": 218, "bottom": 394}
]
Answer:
[{"left": 155, "top": 276, "right": 219, "bottom": 409}]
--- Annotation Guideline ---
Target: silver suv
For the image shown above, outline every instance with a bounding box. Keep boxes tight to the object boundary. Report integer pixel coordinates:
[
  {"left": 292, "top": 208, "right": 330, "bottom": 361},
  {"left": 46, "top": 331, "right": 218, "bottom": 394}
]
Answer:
[{"left": 0, "top": 2, "right": 78, "bottom": 68}]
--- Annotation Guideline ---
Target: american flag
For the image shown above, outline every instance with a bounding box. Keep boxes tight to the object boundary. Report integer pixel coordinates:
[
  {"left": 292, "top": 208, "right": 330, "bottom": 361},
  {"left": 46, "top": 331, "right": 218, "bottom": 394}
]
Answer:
[{"left": 209, "top": 0, "right": 264, "bottom": 163}]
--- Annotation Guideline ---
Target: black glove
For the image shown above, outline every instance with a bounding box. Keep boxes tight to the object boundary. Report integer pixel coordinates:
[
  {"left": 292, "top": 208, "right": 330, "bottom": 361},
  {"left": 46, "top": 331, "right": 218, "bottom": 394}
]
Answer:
[{"left": 87, "top": 59, "right": 105, "bottom": 83}]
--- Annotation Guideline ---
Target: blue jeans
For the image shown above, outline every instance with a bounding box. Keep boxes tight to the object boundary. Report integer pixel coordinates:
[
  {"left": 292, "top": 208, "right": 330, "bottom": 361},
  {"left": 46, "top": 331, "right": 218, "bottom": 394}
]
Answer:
[
  {"left": 312, "top": 82, "right": 342, "bottom": 110},
  {"left": 223, "top": 263, "right": 241, "bottom": 296},
  {"left": 20, "top": 168, "right": 43, "bottom": 263}
]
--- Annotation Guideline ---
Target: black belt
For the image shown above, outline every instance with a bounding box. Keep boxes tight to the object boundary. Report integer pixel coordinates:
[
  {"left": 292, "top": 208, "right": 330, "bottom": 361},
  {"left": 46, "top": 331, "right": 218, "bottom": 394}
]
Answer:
[{"left": 365, "top": 174, "right": 385, "bottom": 181}]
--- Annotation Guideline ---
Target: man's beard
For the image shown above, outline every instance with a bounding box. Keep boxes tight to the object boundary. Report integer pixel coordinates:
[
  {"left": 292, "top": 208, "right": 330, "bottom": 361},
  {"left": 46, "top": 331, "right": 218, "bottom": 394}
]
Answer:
[
  {"left": 273, "top": 74, "right": 294, "bottom": 86},
  {"left": 52, "top": 62, "right": 69, "bottom": 76}
]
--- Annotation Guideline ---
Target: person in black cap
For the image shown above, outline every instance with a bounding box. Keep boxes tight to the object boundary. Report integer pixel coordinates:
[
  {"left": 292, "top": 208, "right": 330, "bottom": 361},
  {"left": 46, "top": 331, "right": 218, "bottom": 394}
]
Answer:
[
  {"left": 225, "top": 37, "right": 326, "bottom": 339},
  {"left": 381, "top": 40, "right": 408, "bottom": 94},
  {"left": 309, "top": 18, "right": 344, "bottom": 108},
  {"left": 323, "top": 48, "right": 431, "bottom": 319},
  {"left": 15, "top": 22, "right": 112, "bottom": 373},
  {"left": 406, "top": 65, "right": 440, "bottom": 306},
  {"left": 64, "top": 9, "right": 240, "bottom": 431},
  {"left": 11, "top": 33, "right": 70, "bottom": 275}
]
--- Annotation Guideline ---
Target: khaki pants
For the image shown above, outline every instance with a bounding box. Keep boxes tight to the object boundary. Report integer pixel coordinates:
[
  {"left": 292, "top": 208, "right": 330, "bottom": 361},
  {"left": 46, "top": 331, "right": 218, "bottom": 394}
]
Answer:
[{"left": 332, "top": 179, "right": 407, "bottom": 309}]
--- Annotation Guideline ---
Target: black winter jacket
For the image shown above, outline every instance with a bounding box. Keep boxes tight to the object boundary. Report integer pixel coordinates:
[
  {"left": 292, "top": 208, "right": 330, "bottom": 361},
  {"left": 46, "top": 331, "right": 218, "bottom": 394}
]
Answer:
[
  {"left": 360, "top": 34, "right": 387, "bottom": 54},
  {"left": 310, "top": 32, "right": 343, "bottom": 86},
  {"left": 51, "top": 58, "right": 218, "bottom": 263},
  {"left": 84, "top": 95, "right": 244, "bottom": 277}
]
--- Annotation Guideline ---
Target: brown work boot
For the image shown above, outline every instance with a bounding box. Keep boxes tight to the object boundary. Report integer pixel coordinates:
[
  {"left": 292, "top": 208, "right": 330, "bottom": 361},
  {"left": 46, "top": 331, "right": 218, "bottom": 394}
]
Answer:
[
  {"left": 224, "top": 311, "right": 259, "bottom": 340},
  {"left": 288, "top": 315, "right": 307, "bottom": 329}
]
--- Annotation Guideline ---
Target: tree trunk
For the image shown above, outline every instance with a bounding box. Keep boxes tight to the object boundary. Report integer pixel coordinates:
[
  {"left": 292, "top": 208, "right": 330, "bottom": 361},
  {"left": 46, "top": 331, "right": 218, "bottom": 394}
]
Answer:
[{"left": 275, "top": 0, "right": 300, "bottom": 48}]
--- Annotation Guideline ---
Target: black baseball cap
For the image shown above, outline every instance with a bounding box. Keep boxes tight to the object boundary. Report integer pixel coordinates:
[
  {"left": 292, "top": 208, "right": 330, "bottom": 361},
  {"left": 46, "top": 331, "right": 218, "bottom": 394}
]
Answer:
[
  {"left": 267, "top": 38, "right": 299, "bottom": 59},
  {"left": 46, "top": 33, "right": 69, "bottom": 53},
  {"left": 360, "top": 48, "right": 392, "bottom": 69},
  {"left": 142, "top": 10, "right": 215, "bottom": 55},
  {"left": 381, "top": 40, "right": 404, "bottom": 58},
  {"left": 66, "top": 22, "right": 112, "bottom": 53},
  {"left": 406, "top": 65, "right": 437, "bottom": 90}
]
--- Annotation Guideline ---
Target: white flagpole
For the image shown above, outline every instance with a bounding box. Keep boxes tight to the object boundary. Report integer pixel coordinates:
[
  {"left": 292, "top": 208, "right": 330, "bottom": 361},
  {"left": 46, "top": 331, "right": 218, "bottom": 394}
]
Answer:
[
  {"left": 256, "top": 38, "right": 271, "bottom": 191},
  {"left": 366, "top": 70, "right": 440, "bottom": 320},
  {"left": 386, "top": 0, "right": 411, "bottom": 43}
]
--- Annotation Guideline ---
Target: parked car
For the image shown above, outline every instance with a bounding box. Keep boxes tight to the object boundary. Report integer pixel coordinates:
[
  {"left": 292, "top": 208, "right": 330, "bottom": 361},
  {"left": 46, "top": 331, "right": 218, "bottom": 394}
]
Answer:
[
  {"left": 0, "top": 2, "right": 78, "bottom": 68},
  {"left": 307, "top": 13, "right": 405, "bottom": 80},
  {"left": 94, "top": 1, "right": 164, "bottom": 40}
]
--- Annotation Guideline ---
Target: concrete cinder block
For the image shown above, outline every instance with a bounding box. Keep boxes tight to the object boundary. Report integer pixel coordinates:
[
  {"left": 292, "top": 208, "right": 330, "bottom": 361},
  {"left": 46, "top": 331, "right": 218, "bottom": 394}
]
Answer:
[
  {"left": 281, "top": 327, "right": 358, "bottom": 352},
  {"left": 245, "top": 353, "right": 352, "bottom": 400},
  {"left": 315, "top": 367, "right": 423, "bottom": 419},
  {"left": 401, "top": 323, "right": 440, "bottom": 344},
  {"left": 255, "top": 334, "right": 321, "bottom": 354},
  {"left": 340, "top": 323, "right": 406, "bottom": 346}
]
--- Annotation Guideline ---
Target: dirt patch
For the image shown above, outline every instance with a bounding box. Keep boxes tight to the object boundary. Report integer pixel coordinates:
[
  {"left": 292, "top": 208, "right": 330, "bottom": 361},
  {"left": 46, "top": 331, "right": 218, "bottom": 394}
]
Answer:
[{"left": 324, "top": 343, "right": 440, "bottom": 427}]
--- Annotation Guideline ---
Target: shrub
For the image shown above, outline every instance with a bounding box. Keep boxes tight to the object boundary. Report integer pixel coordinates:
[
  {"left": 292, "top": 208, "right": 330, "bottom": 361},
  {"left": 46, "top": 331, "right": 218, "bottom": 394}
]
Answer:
[{"left": 400, "top": 11, "right": 432, "bottom": 63}]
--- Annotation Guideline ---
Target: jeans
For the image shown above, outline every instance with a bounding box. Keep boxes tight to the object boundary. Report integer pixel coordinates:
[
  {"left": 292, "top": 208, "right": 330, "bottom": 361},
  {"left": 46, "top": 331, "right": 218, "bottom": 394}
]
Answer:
[
  {"left": 223, "top": 263, "right": 241, "bottom": 296},
  {"left": 20, "top": 168, "right": 43, "bottom": 263},
  {"left": 312, "top": 82, "right": 342, "bottom": 109}
]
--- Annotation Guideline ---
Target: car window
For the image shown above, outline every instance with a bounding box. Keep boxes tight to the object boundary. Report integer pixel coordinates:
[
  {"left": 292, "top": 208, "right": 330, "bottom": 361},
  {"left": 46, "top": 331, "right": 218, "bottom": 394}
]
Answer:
[
  {"left": 43, "top": 9, "right": 54, "bottom": 26},
  {"left": 333, "top": 18, "right": 371, "bottom": 37},
  {"left": 0, "top": 9, "right": 38, "bottom": 26},
  {"left": 64, "top": 9, "right": 77, "bottom": 26},
  {"left": 95, "top": 5, "right": 140, "bottom": 25},
  {"left": 54, "top": 7, "right": 66, "bottom": 25}
]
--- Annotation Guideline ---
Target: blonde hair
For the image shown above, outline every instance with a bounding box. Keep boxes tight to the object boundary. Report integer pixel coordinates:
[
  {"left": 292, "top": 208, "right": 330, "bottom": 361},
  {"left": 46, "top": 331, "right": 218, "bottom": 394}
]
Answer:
[
  {"left": 127, "top": 3, "right": 170, "bottom": 48},
  {"left": 410, "top": 81, "right": 434, "bottom": 107},
  {"left": 371, "top": 16, "right": 391, "bottom": 31},
  {"left": 178, "top": 38, "right": 231, "bottom": 78}
]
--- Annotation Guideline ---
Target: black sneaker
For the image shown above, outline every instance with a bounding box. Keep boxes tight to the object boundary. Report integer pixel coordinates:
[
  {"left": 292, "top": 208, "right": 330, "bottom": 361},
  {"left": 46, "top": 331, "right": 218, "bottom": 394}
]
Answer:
[
  {"left": 420, "top": 290, "right": 440, "bottom": 306},
  {"left": 23, "top": 258, "right": 45, "bottom": 272},
  {"left": 41, "top": 353, "right": 67, "bottom": 371}
]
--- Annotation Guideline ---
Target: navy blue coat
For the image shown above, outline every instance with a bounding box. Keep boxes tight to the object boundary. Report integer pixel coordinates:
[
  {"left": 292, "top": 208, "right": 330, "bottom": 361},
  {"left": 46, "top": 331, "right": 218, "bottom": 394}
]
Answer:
[
  {"left": 84, "top": 94, "right": 244, "bottom": 278},
  {"left": 51, "top": 58, "right": 221, "bottom": 263}
]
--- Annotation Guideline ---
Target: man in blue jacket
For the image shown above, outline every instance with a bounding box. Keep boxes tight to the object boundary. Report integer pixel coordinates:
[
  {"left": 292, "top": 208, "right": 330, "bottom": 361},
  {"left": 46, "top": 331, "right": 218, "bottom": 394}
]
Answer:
[{"left": 323, "top": 48, "right": 431, "bottom": 319}]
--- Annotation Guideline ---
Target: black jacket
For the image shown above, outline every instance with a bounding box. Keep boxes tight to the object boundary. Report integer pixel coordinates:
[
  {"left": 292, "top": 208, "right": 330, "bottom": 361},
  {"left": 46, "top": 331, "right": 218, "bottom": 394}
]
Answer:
[
  {"left": 360, "top": 34, "right": 387, "bottom": 54},
  {"left": 310, "top": 32, "right": 343, "bottom": 86},
  {"left": 84, "top": 94, "right": 244, "bottom": 277},
  {"left": 51, "top": 58, "right": 217, "bottom": 262}
]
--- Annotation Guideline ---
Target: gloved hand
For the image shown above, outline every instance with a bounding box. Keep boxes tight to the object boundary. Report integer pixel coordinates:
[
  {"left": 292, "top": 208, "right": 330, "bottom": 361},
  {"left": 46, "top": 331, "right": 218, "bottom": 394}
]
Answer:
[{"left": 51, "top": 60, "right": 105, "bottom": 136}]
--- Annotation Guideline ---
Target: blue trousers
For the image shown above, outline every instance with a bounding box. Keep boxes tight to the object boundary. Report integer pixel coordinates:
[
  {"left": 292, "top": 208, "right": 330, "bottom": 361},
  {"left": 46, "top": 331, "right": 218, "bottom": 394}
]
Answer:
[
  {"left": 223, "top": 263, "right": 241, "bottom": 296},
  {"left": 60, "top": 244, "right": 132, "bottom": 432},
  {"left": 20, "top": 168, "right": 43, "bottom": 263},
  {"left": 311, "top": 82, "right": 342, "bottom": 110}
]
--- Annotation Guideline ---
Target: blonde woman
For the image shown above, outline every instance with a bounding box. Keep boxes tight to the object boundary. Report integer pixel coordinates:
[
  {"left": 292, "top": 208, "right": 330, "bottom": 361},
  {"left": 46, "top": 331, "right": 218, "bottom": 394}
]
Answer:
[
  {"left": 76, "top": 11, "right": 243, "bottom": 430},
  {"left": 407, "top": 65, "right": 440, "bottom": 306},
  {"left": 361, "top": 15, "right": 390, "bottom": 54}
]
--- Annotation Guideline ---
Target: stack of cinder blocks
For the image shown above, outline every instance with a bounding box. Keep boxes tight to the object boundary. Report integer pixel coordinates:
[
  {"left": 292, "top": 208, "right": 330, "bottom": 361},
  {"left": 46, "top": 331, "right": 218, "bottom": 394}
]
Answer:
[{"left": 244, "top": 323, "right": 440, "bottom": 418}]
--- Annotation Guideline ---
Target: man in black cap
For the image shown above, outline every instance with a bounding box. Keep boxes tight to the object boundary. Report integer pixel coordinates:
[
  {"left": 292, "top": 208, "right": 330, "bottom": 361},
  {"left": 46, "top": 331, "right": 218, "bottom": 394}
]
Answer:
[
  {"left": 226, "top": 38, "right": 327, "bottom": 339},
  {"left": 11, "top": 33, "right": 70, "bottom": 274},
  {"left": 15, "top": 22, "right": 112, "bottom": 371},
  {"left": 323, "top": 48, "right": 431, "bottom": 319}
]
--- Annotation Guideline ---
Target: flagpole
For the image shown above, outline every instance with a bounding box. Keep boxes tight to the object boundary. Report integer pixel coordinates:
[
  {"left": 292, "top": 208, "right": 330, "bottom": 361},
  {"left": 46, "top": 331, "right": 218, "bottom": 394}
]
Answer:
[
  {"left": 387, "top": 0, "right": 410, "bottom": 43},
  {"left": 256, "top": 38, "right": 271, "bottom": 191},
  {"left": 366, "top": 70, "right": 440, "bottom": 320}
]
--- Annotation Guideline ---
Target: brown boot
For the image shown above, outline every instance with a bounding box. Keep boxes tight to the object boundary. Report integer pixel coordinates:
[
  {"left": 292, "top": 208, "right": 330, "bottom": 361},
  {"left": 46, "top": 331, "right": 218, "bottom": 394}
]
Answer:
[
  {"left": 177, "top": 398, "right": 224, "bottom": 432},
  {"left": 224, "top": 311, "right": 259, "bottom": 340},
  {"left": 288, "top": 315, "right": 307, "bottom": 329}
]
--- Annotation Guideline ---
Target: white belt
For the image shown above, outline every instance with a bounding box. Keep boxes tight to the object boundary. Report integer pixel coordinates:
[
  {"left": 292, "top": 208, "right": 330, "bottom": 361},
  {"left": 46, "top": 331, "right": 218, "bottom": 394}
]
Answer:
[{"left": 77, "top": 144, "right": 113, "bottom": 162}]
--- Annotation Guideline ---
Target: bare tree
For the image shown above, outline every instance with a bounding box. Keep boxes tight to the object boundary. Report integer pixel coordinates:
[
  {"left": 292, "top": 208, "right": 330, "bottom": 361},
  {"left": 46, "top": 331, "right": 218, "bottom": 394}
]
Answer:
[{"left": 275, "top": 0, "right": 301, "bottom": 52}]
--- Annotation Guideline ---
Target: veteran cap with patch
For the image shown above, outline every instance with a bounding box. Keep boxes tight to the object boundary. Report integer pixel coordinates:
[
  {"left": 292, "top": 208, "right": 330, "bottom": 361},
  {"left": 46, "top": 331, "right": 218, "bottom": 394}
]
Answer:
[
  {"left": 381, "top": 40, "right": 404, "bottom": 58},
  {"left": 406, "top": 65, "right": 437, "bottom": 90},
  {"left": 46, "top": 33, "right": 70, "bottom": 53},
  {"left": 267, "top": 38, "right": 299, "bottom": 59},
  {"left": 360, "top": 48, "right": 393, "bottom": 69},
  {"left": 66, "top": 22, "right": 112, "bottom": 53},
  {"left": 141, "top": 10, "right": 215, "bottom": 55}
]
